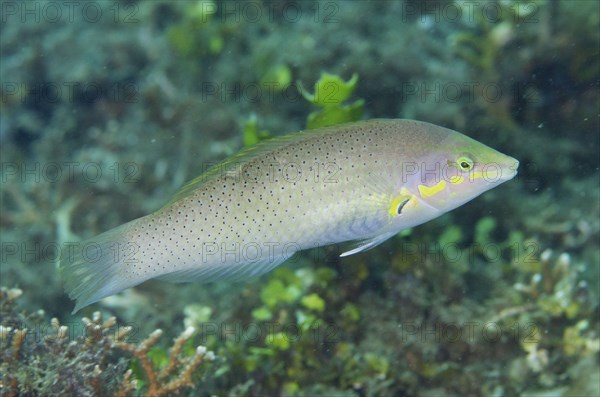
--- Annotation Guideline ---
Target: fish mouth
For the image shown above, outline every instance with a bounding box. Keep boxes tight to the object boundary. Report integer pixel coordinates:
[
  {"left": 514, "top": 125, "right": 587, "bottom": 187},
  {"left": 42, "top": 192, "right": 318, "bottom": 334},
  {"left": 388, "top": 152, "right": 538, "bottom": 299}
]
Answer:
[{"left": 500, "top": 157, "right": 519, "bottom": 181}]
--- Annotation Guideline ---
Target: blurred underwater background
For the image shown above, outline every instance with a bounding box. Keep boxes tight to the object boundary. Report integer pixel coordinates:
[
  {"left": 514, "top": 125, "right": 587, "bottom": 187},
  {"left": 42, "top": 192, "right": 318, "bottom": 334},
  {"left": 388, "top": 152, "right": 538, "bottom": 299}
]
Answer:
[{"left": 1, "top": 0, "right": 599, "bottom": 396}]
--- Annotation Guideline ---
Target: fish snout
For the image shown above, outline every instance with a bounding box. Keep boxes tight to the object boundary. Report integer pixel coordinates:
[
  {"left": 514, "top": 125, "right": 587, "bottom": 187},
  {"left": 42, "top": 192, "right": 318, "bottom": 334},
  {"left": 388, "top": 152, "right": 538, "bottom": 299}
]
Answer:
[{"left": 501, "top": 157, "right": 519, "bottom": 181}]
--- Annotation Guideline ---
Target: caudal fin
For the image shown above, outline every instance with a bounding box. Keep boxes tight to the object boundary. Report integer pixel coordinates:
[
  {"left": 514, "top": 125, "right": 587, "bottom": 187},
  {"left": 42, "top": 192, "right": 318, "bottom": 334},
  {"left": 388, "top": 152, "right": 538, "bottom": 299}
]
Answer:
[{"left": 60, "top": 220, "right": 140, "bottom": 313}]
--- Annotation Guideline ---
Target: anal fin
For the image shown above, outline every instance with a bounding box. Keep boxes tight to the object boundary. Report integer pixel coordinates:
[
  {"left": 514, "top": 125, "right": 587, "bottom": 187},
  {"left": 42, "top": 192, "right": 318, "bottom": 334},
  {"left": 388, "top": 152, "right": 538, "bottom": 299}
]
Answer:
[{"left": 156, "top": 253, "right": 294, "bottom": 283}]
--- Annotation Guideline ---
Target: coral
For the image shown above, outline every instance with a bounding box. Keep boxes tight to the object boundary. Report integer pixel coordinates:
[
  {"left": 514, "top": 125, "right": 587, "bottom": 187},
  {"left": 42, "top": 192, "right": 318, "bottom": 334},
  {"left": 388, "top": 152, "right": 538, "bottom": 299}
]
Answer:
[
  {"left": 118, "top": 326, "right": 214, "bottom": 397},
  {"left": 0, "top": 286, "right": 214, "bottom": 397},
  {"left": 483, "top": 247, "right": 599, "bottom": 393}
]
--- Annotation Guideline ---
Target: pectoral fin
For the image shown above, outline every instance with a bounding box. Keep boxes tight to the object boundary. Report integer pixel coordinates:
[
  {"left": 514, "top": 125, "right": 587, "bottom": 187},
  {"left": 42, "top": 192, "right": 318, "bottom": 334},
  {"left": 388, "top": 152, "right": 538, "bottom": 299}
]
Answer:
[{"left": 340, "top": 231, "right": 397, "bottom": 257}]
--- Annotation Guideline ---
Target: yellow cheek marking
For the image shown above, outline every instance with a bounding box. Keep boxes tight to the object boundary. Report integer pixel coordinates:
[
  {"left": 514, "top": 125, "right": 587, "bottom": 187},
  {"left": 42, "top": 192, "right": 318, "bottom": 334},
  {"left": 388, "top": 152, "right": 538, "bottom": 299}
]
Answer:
[
  {"left": 450, "top": 175, "right": 464, "bottom": 184},
  {"left": 470, "top": 171, "right": 499, "bottom": 180},
  {"left": 418, "top": 180, "right": 447, "bottom": 198}
]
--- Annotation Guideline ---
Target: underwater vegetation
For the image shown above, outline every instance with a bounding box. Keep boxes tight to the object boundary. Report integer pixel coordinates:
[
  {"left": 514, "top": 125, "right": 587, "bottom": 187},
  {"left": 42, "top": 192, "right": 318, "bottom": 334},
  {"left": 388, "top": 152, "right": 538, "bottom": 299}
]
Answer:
[
  {"left": 298, "top": 72, "right": 364, "bottom": 129},
  {"left": 1, "top": 0, "right": 598, "bottom": 395},
  {"left": 2, "top": 225, "right": 599, "bottom": 396},
  {"left": 242, "top": 71, "right": 364, "bottom": 145}
]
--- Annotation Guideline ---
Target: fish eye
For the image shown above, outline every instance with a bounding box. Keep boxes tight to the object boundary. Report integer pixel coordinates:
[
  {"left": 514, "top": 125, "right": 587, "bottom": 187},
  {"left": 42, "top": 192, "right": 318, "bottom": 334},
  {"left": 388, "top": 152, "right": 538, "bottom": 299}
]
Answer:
[{"left": 457, "top": 156, "right": 474, "bottom": 172}]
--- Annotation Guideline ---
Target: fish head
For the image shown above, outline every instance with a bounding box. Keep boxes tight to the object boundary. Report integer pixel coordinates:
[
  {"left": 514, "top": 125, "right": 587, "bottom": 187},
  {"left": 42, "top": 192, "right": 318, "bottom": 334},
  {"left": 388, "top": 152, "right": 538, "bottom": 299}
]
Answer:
[{"left": 401, "top": 129, "right": 519, "bottom": 216}]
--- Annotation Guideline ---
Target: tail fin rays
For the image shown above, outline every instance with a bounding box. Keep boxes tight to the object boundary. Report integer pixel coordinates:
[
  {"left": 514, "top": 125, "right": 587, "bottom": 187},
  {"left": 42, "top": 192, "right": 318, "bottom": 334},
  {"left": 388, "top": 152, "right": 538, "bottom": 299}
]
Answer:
[{"left": 60, "top": 220, "right": 139, "bottom": 313}]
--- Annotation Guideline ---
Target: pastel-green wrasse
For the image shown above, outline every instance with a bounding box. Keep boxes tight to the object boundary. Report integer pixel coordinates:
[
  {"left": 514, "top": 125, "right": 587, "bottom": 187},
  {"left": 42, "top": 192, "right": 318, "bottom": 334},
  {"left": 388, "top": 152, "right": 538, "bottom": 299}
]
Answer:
[{"left": 61, "top": 119, "right": 519, "bottom": 312}]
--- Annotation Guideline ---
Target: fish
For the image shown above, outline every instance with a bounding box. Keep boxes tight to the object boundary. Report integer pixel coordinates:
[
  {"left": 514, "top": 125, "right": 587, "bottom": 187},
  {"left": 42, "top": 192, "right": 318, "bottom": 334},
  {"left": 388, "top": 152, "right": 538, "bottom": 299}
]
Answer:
[{"left": 60, "top": 119, "right": 519, "bottom": 312}]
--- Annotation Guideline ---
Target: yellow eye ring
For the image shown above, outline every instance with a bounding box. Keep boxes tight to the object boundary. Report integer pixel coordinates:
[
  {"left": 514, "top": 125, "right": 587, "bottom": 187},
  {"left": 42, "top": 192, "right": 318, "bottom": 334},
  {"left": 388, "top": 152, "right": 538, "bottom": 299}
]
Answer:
[{"left": 457, "top": 156, "right": 474, "bottom": 172}]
